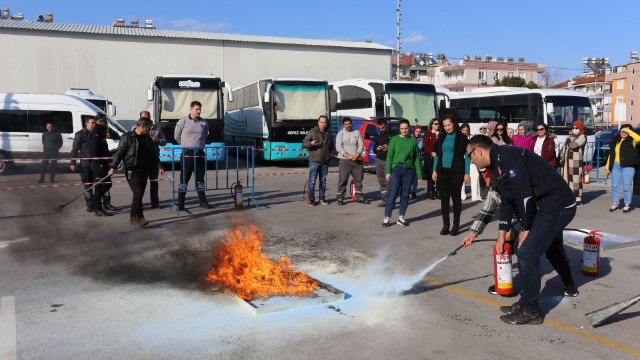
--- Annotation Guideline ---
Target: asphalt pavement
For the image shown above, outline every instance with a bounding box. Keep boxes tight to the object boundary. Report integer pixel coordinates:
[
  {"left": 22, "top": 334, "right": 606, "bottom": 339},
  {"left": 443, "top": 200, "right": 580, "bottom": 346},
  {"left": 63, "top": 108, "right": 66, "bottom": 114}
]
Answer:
[{"left": 1, "top": 160, "right": 639, "bottom": 360}]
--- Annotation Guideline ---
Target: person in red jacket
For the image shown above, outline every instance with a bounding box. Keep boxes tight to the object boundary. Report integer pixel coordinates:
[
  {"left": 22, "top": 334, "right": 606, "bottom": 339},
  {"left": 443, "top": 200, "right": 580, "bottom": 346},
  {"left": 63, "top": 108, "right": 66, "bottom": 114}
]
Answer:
[
  {"left": 423, "top": 118, "right": 440, "bottom": 200},
  {"left": 530, "top": 123, "right": 557, "bottom": 168}
]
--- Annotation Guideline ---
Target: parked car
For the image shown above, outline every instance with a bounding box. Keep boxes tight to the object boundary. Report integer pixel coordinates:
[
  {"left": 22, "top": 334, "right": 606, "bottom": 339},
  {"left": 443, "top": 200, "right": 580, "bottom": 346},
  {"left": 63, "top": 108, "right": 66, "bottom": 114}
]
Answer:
[
  {"left": 333, "top": 117, "right": 405, "bottom": 164},
  {"left": 594, "top": 126, "right": 640, "bottom": 163}
]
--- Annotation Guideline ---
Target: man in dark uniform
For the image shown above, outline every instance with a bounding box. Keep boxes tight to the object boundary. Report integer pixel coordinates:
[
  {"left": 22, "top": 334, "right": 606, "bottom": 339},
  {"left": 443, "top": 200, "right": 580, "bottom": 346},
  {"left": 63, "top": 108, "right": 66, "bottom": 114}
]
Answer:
[
  {"left": 132, "top": 110, "right": 167, "bottom": 209},
  {"left": 372, "top": 118, "right": 396, "bottom": 207},
  {"left": 110, "top": 118, "right": 164, "bottom": 227},
  {"left": 88, "top": 113, "right": 115, "bottom": 216},
  {"left": 70, "top": 115, "right": 113, "bottom": 212},
  {"left": 467, "top": 135, "right": 577, "bottom": 325}
]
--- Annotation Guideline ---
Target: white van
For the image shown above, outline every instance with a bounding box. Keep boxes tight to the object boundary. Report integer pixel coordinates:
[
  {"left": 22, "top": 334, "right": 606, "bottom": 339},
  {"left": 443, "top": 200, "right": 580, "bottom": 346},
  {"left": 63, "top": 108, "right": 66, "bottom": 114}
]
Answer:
[{"left": 0, "top": 93, "right": 125, "bottom": 174}]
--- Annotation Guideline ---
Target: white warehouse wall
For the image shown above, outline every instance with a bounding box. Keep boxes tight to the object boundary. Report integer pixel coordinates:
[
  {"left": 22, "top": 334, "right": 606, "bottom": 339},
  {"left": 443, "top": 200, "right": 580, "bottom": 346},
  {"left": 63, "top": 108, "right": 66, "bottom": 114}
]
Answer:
[{"left": 0, "top": 29, "right": 391, "bottom": 120}]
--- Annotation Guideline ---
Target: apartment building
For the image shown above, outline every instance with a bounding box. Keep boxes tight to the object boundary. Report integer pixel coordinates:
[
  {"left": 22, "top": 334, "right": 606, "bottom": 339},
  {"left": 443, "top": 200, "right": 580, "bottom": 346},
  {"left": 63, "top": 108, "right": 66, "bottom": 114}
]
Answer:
[
  {"left": 605, "top": 52, "right": 640, "bottom": 126},
  {"left": 438, "top": 56, "right": 544, "bottom": 92}
]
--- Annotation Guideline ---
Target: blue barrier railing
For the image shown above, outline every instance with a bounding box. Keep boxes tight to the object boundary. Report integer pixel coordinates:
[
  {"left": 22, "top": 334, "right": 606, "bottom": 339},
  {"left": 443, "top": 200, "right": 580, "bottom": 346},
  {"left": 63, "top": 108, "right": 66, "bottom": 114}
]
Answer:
[
  {"left": 555, "top": 141, "right": 607, "bottom": 183},
  {"left": 169, "top": 146, "right": 258, "bottom": 214}
]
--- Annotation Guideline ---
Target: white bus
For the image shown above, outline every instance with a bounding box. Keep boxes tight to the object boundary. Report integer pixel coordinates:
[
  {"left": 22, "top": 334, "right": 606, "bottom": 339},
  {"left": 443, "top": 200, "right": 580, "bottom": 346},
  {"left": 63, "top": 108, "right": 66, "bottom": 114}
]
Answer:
[
  {"left": 65, "top": 89, "right": 117, "bottom": 117},
  {"left": 446, "top": 87, "right": 596, "bottom": 146},
  {"left": 329, "top": 79, "right": 440, "bottom": 128},
  {"left": 0, "top": 93, "right": 125, "bottom": 174},
  {"left": 145, "top": 74, "right": 234, "bottom": 163},
  {"left": 225, "top": 77, "right": 332, "bottom": 161}
]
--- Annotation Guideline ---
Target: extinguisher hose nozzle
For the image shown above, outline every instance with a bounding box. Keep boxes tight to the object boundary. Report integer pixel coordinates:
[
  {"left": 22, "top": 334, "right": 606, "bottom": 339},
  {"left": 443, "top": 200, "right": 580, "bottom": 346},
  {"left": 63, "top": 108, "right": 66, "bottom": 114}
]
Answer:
[{"left": 447, "top": 239, "right": 495, "bottom": 257}]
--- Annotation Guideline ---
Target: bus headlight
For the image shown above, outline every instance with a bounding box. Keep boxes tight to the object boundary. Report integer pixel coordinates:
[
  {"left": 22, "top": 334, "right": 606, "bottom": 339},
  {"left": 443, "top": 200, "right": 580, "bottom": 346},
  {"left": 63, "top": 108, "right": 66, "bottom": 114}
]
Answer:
[{"left": 275, "top": 146, "right": 286, "bottom": 151}]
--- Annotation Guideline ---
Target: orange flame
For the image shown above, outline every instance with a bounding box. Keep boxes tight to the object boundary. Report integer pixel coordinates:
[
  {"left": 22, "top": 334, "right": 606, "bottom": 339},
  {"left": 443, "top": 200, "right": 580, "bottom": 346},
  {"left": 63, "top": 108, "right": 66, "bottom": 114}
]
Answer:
[{"left": 203, "top": 218, "right": 318, "bottom": 300}]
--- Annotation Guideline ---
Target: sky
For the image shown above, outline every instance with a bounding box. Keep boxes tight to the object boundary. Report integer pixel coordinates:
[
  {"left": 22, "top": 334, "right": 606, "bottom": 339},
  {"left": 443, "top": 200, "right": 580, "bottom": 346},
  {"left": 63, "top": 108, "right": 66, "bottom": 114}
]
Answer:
[{"left": 6, "top": 0, "right": 640, "bottom": 80}]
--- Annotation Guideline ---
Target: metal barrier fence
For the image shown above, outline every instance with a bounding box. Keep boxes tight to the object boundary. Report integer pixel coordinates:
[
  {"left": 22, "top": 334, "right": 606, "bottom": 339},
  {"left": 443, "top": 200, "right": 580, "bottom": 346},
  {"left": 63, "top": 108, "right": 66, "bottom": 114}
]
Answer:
[
  {"left": 170, "top": 145, "right": 259, "bottom": 214},
  {"left": 555, "top": 141, "right": 608, "bottom": 183}
]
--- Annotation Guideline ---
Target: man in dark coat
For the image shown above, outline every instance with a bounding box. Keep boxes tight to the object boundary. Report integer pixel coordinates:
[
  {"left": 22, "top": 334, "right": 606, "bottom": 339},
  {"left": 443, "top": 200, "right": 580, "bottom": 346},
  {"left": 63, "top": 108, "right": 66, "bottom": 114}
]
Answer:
[{"left": 38, "top": 121, "right": 63, "bottom": 183}]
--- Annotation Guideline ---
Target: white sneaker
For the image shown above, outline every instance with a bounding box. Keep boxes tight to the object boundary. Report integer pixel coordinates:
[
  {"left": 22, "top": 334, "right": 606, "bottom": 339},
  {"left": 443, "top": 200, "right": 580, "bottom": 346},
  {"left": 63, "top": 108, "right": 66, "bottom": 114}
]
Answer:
[{"left": 609, "top": 204, "right": 619, "bottom": 213}]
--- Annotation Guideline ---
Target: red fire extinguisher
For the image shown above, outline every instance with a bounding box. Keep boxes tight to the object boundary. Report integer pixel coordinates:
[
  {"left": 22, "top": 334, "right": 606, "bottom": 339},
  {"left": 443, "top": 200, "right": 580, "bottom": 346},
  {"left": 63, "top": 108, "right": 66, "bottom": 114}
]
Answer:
[
  {"left": 493, "top": 242, "right": 513, "bottom": 296},
  {"left": 350, "top": 180, "right": 356, "bottom": 200},
  {"left": 583, "top": 230, "right": 602, "bottom": 276},
  {"left": 232, "top": 181, "right": 243, "bottom": 209}
]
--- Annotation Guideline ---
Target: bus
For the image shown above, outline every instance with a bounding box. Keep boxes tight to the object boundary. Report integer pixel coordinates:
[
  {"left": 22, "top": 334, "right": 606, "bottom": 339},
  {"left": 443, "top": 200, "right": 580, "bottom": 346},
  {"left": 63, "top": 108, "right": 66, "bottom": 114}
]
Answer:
[
  {"left": 446, "top": 87, "right": 596, "bottom": 147},
  {"left": 224, "top": 77, "right": 332, "bottom": 161},
  {"left": 65, "top": 89, "right": 116, "bottom": 117},
  {"left": 329, "top": 79, "right": 440, "bottom": 129},
  {"left": 145, "top": 74, "right": 234, "bottom": 163}
]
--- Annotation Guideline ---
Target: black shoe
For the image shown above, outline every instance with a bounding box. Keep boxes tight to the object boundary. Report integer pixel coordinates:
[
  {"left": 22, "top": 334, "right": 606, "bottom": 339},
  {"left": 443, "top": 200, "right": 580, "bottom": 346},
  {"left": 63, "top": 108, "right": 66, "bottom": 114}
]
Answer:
[
  {"left": 37, "top": 179, "right": 45, "bottom": 184},
  {"left": 500, "top": 307, "right": 543, "bottom": 325},
  {"left": 488, "top": 285, "right": 498, "bottom": 295},
  {"left": 430, "top": 192, "right": 437, "bottom": 200},
  {"left": 151, "top": 205, "right": 163, "bottom": 210},
  {"left": 440, "top": 224, "right": 450, "bottom": 235},
  {"left": 199, "top": 202, "right": 213, "bottom": 209},
  {"left": 623, "top": 206, "right": 631, "bottom": 214},
  {"left": 500, "top": 301, "right": 524, "bottom": 315},
  {"left": 337, "top": 198, "right": 345, "bottom": 206},
  {"left": 308, "top": 198, "right": 316, "bottom": 206},
  {"left": 410, "top": 192, "right": 417, "bottom": 200},
  {"left": 564, "top": 283, "right": 579, "bottom": 297},
  {"left": 86, "top": 207, "right": 94, "bottom": 213},
  {"left": 318, "top": 198, "right": 329, "bottom": 205},
  {"left": 609, "top": 205, "right": 619, "bottom": 212},
  {"left": 396, "top": 218, "right": 408, "bottom": 227},
  {"left": 450, "top": 225, "right": 459, "bottom": 236},
  {"left": 94, "top": 209, "right": 113, "bottom": 217},
  {"left": 103, "top": 204, "right": 117, "bottom": 211},
  {"left": 49, "top": 179, "right": 56, "bottom": 183},
  {"left": 381, "top": 219, "right": 391, "bottom": 227},
  {"left": 356, "top": 197, "right": 370, "bottom": 204},
  {"left": 576, "top": 201, "right": 584, "bottom": 208},
  {"left": 177, "top": 203, "right": 186, "bottom": 211}
]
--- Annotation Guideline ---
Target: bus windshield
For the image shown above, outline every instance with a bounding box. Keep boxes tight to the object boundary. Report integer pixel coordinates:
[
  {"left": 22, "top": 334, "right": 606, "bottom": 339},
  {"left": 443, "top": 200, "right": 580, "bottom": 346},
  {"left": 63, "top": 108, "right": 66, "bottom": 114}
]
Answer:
[
  {"left": 274, "top": 82, "right": 327, "bottom": 121},
  {"left": 157, "top": 79, "right": 221, "bottom": 120},
  {"left": 546, "top": 96, "right": 594, "bottom": 130},
  {"left": 87, "top": 99, "right": 107, "bottom": 112},
  {"left": 386, "top": 84, "right": 437, "bottom": 126}
]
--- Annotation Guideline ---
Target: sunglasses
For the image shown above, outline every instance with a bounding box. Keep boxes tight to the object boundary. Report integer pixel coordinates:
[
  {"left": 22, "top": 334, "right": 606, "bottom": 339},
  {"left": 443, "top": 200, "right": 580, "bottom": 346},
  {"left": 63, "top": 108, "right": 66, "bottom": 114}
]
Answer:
[
  {"left": 537, "top": 128, "right": 545, "bottom": 131},
  {"left": 496, "top": 128, "right": 505, "bottom": 131}
]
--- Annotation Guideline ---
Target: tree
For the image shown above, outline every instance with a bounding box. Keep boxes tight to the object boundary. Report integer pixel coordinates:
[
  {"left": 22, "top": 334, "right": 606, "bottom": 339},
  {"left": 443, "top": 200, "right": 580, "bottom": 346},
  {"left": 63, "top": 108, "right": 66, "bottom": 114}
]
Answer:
[
  {"left": 525, "top": 81, "right": 539, "bottom": 89},
  {"left": 494, "top": 76, "right": 527, "bottom": 87},
  {"left": 539, "top": 69, "right": 563, "bottom": 88}
]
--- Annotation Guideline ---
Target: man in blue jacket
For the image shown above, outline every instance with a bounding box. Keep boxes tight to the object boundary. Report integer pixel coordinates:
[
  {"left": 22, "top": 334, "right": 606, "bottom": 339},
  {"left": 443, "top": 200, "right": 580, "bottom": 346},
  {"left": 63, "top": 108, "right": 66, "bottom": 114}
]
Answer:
[{"left": 466, "top": 135, "right": 577, "bottom": 325}]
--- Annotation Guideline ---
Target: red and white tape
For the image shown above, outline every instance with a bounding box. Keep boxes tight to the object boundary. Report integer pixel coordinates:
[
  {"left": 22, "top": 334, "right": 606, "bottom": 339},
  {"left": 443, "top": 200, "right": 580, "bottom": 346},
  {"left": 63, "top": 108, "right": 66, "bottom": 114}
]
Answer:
[{"left": 0, "top": 178, "right": 173, "bottom": 191}]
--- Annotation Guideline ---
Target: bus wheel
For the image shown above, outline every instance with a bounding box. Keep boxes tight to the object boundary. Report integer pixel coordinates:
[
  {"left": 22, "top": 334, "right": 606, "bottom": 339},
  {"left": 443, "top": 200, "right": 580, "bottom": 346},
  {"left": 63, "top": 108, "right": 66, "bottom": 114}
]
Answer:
[{"left": 0, "top": 154, "right": 8, "bottom": 175}]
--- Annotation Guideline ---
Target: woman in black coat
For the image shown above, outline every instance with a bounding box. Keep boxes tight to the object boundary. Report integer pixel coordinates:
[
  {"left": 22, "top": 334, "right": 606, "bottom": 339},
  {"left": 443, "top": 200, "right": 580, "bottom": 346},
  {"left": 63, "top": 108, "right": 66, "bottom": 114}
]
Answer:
[{"left": 431, "top": 114, "right": 471, "bottom": 236}]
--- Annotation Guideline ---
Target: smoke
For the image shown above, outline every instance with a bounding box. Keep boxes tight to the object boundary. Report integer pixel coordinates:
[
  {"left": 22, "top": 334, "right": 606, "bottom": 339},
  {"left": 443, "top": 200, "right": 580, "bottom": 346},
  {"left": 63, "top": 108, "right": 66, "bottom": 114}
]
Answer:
[{"left": 364, "top": 248, "right": 449, "bottom": 297}]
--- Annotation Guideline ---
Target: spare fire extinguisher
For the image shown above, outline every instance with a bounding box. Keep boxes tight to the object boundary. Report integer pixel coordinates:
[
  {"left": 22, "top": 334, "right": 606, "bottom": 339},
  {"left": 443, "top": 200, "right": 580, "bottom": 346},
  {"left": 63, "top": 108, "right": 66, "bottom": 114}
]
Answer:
[
  {"left": 350, "top": 180, "right": 356, "bottom": 200},
  {"left": 583, "top": 171, "right": 590, "bottom": 184},
  {"left": 493, "top": 242, "right": 513, "bottom": 296},
  {"left": 583, "top": 230, "right": 602, "bottom": 276},
  {"left": 231, "top": 181, "right": 243, "bottom": 209}
]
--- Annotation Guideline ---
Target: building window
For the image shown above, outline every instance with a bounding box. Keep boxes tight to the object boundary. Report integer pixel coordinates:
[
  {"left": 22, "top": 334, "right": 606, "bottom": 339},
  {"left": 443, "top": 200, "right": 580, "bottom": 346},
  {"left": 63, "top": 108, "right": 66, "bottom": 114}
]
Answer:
[
  {"left": 402, "top": 68, "right": 407, "bottom": 75},
  {"left": 519, "top": 72, "right": 525, "bottom": 79},
  {"left": 632, "top": 84, "right": 635, "bottom": 91},
  {"left": 478, "top": 71, "right": 485, "bottom": 80},
  {"left": 631, "top": 100, "right": 634, "bottom": 106},
  {"left": 630, "top": 115, "right": 633, "bottom": 121},
  {"left": 493, "top": 72, "right": 499, "bottom": 80},
  {"left": 633, "top": 69, "right": 636, "bottom": 75},
  {"left": 617, "top": 97, "right": 623, "bottom": 104},
  {"left": 617, "top": 80, "right": 624, "bottom": 90},
  {"left": 508, "top": 72, "right": 514, "bottom": 77}
]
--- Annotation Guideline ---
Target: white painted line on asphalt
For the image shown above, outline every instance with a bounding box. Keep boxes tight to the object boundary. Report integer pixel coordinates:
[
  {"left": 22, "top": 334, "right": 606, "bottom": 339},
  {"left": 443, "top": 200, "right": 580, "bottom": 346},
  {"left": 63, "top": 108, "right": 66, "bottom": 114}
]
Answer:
[
  {"left": 0, "top": 296, "right": 17, "bottom": 360},
  {"left": 0, "top": 238, "right": 29, "bottom": 250}
]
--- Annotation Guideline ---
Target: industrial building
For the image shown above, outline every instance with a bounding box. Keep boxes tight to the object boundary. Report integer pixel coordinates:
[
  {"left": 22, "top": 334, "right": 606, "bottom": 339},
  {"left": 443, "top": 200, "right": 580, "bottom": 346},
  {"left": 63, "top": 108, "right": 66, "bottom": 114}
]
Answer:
[{"left": 0, "top": 19, "right": 392, "bottom": 120}]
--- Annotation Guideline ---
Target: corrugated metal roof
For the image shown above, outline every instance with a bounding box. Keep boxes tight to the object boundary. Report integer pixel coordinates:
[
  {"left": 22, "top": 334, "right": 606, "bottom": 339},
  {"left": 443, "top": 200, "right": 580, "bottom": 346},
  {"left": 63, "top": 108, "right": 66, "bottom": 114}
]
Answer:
[{"left": 0, "top": 20, "right": 392, "bottom": 51}]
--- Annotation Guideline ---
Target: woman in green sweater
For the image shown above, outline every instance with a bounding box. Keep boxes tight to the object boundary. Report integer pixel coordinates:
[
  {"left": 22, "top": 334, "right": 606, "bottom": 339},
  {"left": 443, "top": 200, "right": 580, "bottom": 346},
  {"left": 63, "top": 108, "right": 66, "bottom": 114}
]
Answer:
[{"left": 383, "top": 119, "right": 423, "bottom": 227}]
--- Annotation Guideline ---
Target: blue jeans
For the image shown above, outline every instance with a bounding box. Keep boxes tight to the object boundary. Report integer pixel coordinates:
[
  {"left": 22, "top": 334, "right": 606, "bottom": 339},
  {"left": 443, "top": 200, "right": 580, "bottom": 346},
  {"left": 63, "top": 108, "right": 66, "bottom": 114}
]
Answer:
[
  {"left": 610, "top": 162, "right": 636, "bottom": 205},
  {"left": 385, "top": 164, "right": 416, "bottom": 217},
  {"left": 517, "top": 205, "right": 576, "bottom": 313},
  {"left": 308, "top": 162, "right": 329, "bottom": 199}
]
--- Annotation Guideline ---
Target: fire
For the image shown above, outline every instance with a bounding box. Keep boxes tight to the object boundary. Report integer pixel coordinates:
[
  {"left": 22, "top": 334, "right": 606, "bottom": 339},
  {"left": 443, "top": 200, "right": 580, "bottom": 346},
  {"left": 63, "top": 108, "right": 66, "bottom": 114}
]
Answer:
[{"left": 203, "top": 218, "right": 318, "bottom": 300}]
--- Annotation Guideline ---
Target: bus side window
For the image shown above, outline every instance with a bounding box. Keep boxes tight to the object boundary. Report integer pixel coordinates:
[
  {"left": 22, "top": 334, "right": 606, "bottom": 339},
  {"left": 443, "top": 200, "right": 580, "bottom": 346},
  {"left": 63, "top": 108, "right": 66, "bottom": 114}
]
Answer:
[
  {"left": 364, "top": 124, "right": 378, "bottom": 140},
  {"left": 329, "top": 89, "right": 337, "bottom": 112}
]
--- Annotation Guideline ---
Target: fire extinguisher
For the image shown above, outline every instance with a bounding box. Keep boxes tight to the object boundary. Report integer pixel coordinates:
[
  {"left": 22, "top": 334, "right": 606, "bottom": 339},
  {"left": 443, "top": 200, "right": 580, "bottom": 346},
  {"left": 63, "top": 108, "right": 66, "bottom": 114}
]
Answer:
[
  {"left": 583, "top": 171, "right": 590, "bottom": 184},
  {"left": 350, "top": 180, "right": 356, "bottom": 200},
  {"left": 493, "top": 242, "right": 513, "bottom": 296},
  {"left": 583, "top": 230, "right": 602, "bottom": 276},
  {"left": 231, "top": 181, "right": 243, "bottom": 209}
]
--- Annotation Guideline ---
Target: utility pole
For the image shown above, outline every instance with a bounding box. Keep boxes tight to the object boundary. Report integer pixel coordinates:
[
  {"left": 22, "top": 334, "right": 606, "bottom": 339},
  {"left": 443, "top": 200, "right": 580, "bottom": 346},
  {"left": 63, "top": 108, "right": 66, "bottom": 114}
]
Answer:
[{"left": 396, "top": 0, "right": 402, "bottom": 80}]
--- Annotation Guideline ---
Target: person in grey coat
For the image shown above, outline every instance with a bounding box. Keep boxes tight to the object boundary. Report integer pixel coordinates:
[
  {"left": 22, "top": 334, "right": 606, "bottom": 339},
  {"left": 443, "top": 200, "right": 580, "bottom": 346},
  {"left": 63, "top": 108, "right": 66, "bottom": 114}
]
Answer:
[
  {"left": 302, "top": 115, "right": 334, "bottom": 206},
  {"left": 132, "top": 110, "right": 167, "bottom": 209},
  {"left": 335, "top": 117, "right": 368, "bottom": 205},
  {"left": 38, "top": 121, "right": 63, "bottom": 183}
]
